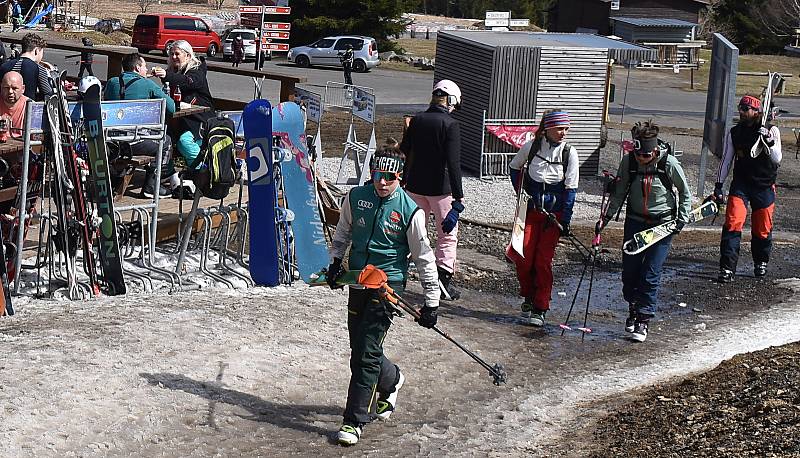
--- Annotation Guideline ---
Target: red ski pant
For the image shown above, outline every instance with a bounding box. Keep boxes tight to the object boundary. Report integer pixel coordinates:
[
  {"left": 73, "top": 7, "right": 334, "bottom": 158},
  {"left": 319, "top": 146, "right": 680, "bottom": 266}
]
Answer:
[{"left": 510, "top": 209, "right": 561, "bottom": 311}]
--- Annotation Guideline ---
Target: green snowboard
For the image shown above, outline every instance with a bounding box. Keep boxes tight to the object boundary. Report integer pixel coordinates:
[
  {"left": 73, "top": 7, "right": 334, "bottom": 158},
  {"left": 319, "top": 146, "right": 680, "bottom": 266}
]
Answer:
[{"left": 308, "top": 269, "right": 361, "bottom": 287}]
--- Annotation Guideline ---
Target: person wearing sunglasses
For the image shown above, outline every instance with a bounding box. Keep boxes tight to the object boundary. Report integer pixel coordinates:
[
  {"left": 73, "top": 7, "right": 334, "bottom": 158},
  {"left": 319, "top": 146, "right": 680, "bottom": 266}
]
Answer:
[
  {"left": 597, "top": 121, "right": 691, "bottom": 343},
  {"left": 326, "top": 145, "right": 440, "bottom": 446},
  {"left": 400, "top": 79, "right": 465, "bottom": 301},
  {"left": 507, "top": 110, "right": 579, "bottom": 327},
  {"left": 714, "top": 95, "right": 782, "bottom": 283}
]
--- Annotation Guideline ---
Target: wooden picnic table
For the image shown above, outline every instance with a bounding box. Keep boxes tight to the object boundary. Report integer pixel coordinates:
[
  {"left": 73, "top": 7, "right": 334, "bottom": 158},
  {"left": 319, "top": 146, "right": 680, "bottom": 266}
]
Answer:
[{"left": 171, "top": 104, "right": 211, "bottom": 118}]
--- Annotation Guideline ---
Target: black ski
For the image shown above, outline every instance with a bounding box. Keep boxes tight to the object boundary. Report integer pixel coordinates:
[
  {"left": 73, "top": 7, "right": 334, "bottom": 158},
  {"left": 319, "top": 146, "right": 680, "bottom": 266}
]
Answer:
[
  {"left": 53, "top": 72, "right": 100, "bottom": 296},
  {"left": 82, "top": 82, "right": 126, "bottom": 295},
  {"left": 0, "top": 229, "right": 13, "bottom": 316}
]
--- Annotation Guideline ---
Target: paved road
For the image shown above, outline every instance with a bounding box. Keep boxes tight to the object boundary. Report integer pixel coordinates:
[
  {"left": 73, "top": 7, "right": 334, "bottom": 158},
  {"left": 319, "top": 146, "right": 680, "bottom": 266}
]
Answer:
[{"left": 41, "top": 50, "right": 800, "bottom": 124}]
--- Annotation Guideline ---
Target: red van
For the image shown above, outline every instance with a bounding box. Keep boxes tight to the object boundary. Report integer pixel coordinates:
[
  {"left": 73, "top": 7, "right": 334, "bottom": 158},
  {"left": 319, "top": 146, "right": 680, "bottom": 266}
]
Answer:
[{"left": 132, "top": 14, "right": 222, "bottom": 58}]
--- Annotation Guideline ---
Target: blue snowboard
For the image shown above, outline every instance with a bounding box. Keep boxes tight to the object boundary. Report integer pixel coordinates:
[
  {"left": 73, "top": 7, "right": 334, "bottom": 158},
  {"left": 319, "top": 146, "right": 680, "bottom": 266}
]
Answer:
[
  {"left": 272, "top": 102, "right": 328, "bottom": 282},
  {"left": 243, "top": 100, "right": 279, "bottom": 286}
]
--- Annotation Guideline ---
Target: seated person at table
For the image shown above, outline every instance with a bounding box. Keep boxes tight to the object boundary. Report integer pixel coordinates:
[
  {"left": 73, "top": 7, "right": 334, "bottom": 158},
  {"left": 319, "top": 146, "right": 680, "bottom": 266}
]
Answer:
[
  {"left": 105, "top": 53, "right": 177, "bottom": 197},
  {"left": 0, "top": 71, "right": 28, "bottom": 138},
  {"left": 152, "top": 40, "right": 213, "bottom": 168}
]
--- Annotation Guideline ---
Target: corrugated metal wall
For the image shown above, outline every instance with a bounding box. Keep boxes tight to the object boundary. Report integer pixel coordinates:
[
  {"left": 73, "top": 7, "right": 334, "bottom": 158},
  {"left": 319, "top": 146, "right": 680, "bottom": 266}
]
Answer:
[
  {"left": 613, "top": 23, "right": 694, "bottom": 42},
  {"left": 434, "top": 33, "right": 495, "bottom": 173},
  {"left": 535, "top": 47, "right": 608, "bottom": 175}
]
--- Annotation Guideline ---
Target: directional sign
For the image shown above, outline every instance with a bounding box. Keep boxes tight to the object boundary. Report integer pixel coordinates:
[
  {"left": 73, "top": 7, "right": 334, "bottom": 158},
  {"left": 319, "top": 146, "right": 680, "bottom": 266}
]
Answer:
[
  {"left": 263, "top": 22, "right": 291, "bottom": 31},
  {"left": 262, "top": 43, "right": 289, "bottom": 51},
  {"left": 239, "top": 6, "right": 291, "bottom": 14},
  {"left": 611, "top": 1, "right": 620, "bottom": 10},
  {"left": 485, "top": 18, "right": 509, "bottom": 27},
  {"left": 509, "top": 19, "right": 530, "bottom": 27},
  {"left": 262, "top": 31, "right": 290, "bottom": 40},
  {"left": 485, "top": 11, "right": 511, "bottom": 19}
]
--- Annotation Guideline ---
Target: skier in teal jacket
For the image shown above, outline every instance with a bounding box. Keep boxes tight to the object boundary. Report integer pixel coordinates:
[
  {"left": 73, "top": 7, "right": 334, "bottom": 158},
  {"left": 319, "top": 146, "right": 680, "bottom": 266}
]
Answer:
[
  {"left": 597, "top": 121, "right": 691, "bottom": 343},
  {"left": 326, "top": 145, "right": 440, "bottom": 446}
]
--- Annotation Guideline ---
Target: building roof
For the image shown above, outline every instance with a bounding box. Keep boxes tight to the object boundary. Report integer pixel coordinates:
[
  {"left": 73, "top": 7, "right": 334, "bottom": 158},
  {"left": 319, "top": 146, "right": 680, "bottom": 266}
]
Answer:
[
  {"left": 441, "top": 30, "right": 657, "bottom": 62},
  {"left": 599, "top": 0, "right": 709, "bottom": 3},
  {"left": 611, "top": 17, "right": 698, "bottom": 28}
]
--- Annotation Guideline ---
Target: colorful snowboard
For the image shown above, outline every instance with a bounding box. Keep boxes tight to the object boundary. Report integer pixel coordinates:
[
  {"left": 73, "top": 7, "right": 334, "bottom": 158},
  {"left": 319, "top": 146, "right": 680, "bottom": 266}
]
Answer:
[
  {"left": 272, "top": 102, "right": 328, "bottom": 283},
  {"left": 622, "top": 201, "right": 718, "bottom": 255},
  {"left": 243, "top": 99, "right": 280, "bottom": 286},
  {"left": 83, "top": 83, "right": 126, "bottom": 295}
]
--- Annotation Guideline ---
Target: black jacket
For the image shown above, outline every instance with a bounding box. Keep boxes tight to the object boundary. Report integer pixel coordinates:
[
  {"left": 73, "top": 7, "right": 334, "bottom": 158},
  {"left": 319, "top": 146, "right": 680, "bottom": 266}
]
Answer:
[
  {"left": 163, "top": 58, "right": 214, "bottom": 139},
  {"left": 400, "top": 104, "right": 464, "bottom": 200}
]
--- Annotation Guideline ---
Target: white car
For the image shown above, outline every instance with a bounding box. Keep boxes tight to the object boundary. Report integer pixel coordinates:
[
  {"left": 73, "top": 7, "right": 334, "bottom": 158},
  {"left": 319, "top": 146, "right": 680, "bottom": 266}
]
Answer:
[
  {"left": 287, "top": 36, "right": 380, "bottom": 72},
  {"left": 222, "top": 28, "right": 259, "bottom": 61}
]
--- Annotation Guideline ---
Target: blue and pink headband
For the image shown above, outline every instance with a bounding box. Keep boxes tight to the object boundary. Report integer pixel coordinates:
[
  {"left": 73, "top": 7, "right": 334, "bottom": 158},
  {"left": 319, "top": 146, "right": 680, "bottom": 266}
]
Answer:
[{"left": 542, "top": 111, "right": 571, "bottom": 130}]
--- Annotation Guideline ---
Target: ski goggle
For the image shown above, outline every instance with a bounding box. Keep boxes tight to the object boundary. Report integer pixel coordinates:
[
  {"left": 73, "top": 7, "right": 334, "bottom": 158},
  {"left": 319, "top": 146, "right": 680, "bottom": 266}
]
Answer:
[
  {"left": 633, "top": 137, "right": 659, "bottom": 156},
  {"left": 371, "top": 170, "right": 400, "bottom": 182},
  {"left": 738, "top": 103, "right": 757, "bottom": 112}
]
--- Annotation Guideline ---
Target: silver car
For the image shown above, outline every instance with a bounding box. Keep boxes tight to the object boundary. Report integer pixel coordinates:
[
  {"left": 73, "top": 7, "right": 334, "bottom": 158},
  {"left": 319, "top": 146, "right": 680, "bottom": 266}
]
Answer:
[
  {"left": 287, "top": 36, "right": 379, "bottom": 72},
  {"left": 222, "top": 28, "right": 258, "bottom": 61}
]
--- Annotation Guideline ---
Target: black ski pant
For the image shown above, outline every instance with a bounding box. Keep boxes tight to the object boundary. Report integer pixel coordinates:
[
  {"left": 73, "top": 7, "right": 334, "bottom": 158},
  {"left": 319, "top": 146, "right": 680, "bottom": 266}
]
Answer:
[
  {"left": 343, "top": 287, "right": 401, "bottom": 426},
  {"left": 78, "top": 63, "right": 93, "bottom": 78},
  {"left": 127, "top": 134, "right": 175, "bottom": 178},
  {"left": 343, "top": 63, "right": 353, "bottom": 85}
]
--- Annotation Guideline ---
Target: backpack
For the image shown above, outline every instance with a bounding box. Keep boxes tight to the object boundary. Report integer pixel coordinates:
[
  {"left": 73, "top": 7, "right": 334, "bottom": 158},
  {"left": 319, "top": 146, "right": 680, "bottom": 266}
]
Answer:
[
  {"left": 611, "top": 140, "right": 676, "bottom": 221},
  {"left": 192, "top": 115, "right": 237, "bottom": 199}
]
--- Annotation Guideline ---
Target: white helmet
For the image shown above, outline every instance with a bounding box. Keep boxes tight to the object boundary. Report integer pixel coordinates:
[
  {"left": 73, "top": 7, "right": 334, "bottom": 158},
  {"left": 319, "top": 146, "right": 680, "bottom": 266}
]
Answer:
[
  {"left": 78, "top": 75, "right": 101, "bottom": 94},
  {"left": 432, "top": 79, "right": 462, "bottom": 107}
]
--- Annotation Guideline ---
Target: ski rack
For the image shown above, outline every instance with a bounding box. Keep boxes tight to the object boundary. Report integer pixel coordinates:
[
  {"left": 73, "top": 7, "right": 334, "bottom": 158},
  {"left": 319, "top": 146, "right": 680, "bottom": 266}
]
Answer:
[
  {"left": 324, "top": 81, "right": 377, "bottom": 186},
  {"left": 15, "top": 98, "right": 167, "bottom": 295}
]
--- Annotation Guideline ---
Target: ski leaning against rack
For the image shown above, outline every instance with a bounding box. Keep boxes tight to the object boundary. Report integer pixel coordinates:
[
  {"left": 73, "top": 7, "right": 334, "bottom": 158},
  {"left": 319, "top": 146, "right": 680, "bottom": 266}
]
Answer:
[
  {"left": 751, "top": 72, "right": 785, "bottom": 158},
  {"left": 53, "top": 71, "right": 101, "bottom": 296},
  {"left": 622, "top": 200, "right": 718, "bottom": 255},
  {"left": 0, "top": 227, "right": 13, "bottom": 316},
  {"left": 81, "top": 81, "right": 126, "bottom": 295}
]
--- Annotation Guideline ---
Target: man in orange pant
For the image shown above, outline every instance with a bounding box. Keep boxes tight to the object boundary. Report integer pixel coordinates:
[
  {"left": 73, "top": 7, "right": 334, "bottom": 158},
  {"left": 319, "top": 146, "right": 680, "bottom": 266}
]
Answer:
[{"left": 713, "top": 95, "right": 782, "bottom": 282}]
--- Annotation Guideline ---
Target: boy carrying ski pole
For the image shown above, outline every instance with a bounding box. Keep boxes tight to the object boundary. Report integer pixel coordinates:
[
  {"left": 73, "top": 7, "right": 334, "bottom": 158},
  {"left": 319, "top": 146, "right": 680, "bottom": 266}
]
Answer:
[{"left": 325, "top": 145, "right": 440, "bottom": 446}]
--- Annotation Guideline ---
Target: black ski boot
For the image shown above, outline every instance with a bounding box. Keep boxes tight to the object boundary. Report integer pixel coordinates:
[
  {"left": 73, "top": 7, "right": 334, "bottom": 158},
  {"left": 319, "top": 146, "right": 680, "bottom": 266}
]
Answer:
[
  {"left": 438, "top": 266, "right": 460, "bottom": 301},
  {"left": 141, "top": 165, "right": 170, "bottom": 198}
]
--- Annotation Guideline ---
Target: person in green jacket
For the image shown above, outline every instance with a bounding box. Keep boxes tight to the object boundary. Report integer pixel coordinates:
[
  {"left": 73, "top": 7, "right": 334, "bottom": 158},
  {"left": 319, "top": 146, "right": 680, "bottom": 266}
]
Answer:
[
  {"left": 104, "top": 52, "right": 177, "bottom": 197},
  {"left": 326, "top": 144, "right": 440, "bottom": 446},
  {"left": 596, "top": 121, "right": 691, "bottom": 343}
]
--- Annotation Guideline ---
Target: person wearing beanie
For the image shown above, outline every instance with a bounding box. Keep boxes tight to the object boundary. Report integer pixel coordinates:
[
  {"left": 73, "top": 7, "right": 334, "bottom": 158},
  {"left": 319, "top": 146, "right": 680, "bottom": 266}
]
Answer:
[
  {"left": 507, "top": 109, "right": 579, "bottom": 327},
  {"left": 596, "top": 120, "right": 691, "bottom": 342},
  {"left": 400, "top": 79, "right": 465, "bottom": 301},
  {"left": 713, "top": 94, "right": 782, "bottom": 283},
  {"left": 326, "top": 145, "right": 439, "bottom": 446}
]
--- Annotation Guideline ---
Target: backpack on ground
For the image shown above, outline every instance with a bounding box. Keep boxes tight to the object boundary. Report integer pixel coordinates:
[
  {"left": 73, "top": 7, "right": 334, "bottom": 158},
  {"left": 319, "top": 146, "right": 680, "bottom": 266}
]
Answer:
[{"left": 192, "top": 115, "right": 237, "bottom": 199}]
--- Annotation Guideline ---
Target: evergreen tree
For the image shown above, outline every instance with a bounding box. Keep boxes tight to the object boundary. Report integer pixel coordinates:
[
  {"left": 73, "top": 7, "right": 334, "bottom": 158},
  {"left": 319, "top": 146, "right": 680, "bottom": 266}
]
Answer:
[{"left": 709, "top": 0, "right": 783, "bottom": 53}]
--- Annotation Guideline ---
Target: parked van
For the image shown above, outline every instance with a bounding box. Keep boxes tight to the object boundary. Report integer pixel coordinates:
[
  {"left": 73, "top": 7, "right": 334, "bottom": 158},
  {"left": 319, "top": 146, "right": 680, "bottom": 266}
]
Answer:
[{"left": 133, "top": 14, "right": 222, "bottom": 58}]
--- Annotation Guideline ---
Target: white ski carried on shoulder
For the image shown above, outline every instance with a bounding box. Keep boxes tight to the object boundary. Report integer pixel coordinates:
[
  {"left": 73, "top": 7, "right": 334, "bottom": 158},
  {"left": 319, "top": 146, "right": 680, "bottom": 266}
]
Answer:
[
  {"left": 622, "top": 200, "right": 718, "bottom": 255},
  {"left": 750, "top": 71, "right": 784, "bottom": 158}
]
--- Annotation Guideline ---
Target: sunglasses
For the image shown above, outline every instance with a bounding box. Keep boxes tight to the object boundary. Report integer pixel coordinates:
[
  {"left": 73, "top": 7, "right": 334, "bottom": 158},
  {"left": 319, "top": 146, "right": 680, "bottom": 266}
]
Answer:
[
  {"left": 738, "top": 104, "right": 757, "bottom": 112},
  {"left": 371, "top": 170, "right": 400, "bottom": 182},
  {"left": 634, "top": 150, "right": 655, "bottom": 158}
]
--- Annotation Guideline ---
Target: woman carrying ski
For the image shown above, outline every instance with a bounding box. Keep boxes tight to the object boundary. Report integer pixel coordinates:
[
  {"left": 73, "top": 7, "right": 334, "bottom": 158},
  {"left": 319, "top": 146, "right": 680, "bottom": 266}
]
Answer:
[
  {"left": 596, "top": 121, "right": 691, "bottom": 342},
  {"left": 507, "top": 110, "right": 579, "bottom": 327}
]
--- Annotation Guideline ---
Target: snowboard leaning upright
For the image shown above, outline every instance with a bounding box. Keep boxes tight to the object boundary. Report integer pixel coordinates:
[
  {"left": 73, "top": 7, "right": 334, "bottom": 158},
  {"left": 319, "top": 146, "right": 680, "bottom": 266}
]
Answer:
[
  {"left": 242, "top": 99, "right": 280, "bottom": 286},
  {"left": 83, "top": 82, "right": 126, "bottom": 295},
  {"left": 272, "top": 101, "right": 328, "bottom": 282}
]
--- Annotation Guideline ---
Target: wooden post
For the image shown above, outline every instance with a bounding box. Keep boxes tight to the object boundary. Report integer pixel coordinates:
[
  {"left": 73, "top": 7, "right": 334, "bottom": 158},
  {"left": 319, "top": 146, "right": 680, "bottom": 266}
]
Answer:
[
  {"left": 279, "top": 80, "right": 295, "bottom": 102},
  {"left": 107, "top": 54, "right": 123, "bottom": 79}
]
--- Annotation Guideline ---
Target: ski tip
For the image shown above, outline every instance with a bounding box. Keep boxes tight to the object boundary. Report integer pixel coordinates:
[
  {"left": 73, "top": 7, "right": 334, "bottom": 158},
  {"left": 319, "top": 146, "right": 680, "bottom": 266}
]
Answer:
[
  {"left": 577, "top": 327, "right": 592, "bottom": 334},
  {"left": 558, "top": 324, "right": 572, "bottom": 331}
]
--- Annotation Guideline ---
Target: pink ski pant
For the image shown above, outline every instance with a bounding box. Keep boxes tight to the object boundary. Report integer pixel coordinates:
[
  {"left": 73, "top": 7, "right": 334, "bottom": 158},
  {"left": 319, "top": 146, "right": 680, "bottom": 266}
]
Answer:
[{"left": 407, "top": 192, "right": 458, "bottom": 273}]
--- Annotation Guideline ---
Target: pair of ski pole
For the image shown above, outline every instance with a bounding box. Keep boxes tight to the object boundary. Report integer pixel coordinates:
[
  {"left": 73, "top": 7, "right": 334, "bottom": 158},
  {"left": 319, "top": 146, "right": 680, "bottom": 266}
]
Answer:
[{"left": 355, "top": 265, "right": 508, "bottom": 386}]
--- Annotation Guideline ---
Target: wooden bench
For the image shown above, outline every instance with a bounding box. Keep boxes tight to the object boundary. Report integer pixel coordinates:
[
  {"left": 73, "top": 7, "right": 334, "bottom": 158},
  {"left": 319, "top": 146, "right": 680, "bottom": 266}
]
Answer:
[{"left": 111, "top": 155, "right": 152, "bottom": 198}]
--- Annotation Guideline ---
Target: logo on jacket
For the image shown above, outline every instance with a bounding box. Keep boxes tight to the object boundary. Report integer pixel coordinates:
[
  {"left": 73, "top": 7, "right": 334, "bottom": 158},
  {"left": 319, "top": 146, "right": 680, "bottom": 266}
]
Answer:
[
  {"left": 357, "top": 216, "right": 366, "bottom": 227},
  {"left": 389, "top": 211, "right": 401, "bottom": 223},
  {"left": 357, "top": 199, "right": 373, "bottom": 209}
]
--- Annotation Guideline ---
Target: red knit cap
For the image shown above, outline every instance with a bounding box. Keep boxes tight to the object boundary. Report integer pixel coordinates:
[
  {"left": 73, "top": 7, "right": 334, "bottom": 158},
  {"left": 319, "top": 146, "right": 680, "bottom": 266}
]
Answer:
[{"left": 740, "top": 95, "right": 761, "bottom": 110}]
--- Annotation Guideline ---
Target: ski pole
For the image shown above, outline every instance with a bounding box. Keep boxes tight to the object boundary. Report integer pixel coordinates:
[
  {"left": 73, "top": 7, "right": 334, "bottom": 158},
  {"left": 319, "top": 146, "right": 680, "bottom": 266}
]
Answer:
[
  {"left": 559, "top": 253, "right": 590, "bottom": 336},
  {"left": 581, "top": 239, "right": 601, "bottom": 342},
  {"left": 358, "top": 265, "right": 507, "bottom": 386}
]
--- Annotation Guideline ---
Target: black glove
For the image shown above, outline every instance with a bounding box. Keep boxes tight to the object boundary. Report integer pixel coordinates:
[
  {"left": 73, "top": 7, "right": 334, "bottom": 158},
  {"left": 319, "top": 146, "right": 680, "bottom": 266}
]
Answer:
[
  {"left": 326, "top": 258, "right": 343, "bottom": 289},
  {"left": 672, "top": 220, "right": 685, "bottom": 235},
  {"left": 417, "top": 306, "right": 438, "bottom": 328},
  {"left": 559, "top": 221, "right": 571, "bottom": 237},
  {"left": 441, "top": 200, "right": 465, "bottom": 234},
  {"left": 594, "top": 221, "right": 603, "bottom": 236},
  {"left": 713, "top": 182, "right": 725, "bottom": 205}
]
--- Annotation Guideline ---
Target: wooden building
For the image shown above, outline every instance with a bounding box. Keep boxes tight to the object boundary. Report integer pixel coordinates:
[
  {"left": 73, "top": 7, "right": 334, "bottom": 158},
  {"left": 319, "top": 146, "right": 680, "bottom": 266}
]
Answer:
[{"left": 548, "top": 0, "right": 710, "bottom": 35}]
